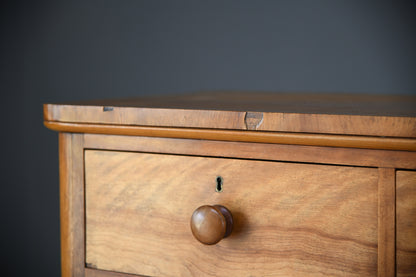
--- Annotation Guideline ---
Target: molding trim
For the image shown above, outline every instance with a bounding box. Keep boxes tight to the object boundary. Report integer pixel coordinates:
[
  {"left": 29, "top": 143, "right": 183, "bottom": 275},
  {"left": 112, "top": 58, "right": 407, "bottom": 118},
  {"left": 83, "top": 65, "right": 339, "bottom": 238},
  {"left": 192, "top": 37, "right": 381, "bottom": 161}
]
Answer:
[{"left": 45, "top": 121, "right": 416, "bottom": 151}]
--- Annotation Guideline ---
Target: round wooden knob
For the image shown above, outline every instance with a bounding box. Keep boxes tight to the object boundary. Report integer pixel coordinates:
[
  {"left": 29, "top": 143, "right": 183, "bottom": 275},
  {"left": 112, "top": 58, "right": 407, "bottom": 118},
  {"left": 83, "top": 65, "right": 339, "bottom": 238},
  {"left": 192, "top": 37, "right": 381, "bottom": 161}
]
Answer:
[{"left": 190, "top": 205, "right": 233, "bottom": 245}]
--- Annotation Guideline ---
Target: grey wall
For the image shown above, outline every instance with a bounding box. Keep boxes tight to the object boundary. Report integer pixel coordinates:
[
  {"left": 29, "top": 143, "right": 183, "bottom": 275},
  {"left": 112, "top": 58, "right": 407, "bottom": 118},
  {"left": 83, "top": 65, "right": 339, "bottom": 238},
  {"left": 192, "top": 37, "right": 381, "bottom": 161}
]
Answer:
[{"left": 1, "top": 1, "right": 415, "bottom": 276}]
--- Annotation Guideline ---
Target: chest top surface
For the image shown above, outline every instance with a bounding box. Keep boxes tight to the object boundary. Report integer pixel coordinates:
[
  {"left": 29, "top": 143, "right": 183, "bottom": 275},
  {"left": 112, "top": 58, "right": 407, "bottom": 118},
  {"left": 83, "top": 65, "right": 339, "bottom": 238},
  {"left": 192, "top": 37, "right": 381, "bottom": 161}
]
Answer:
[
  {"left": 44, "top": 92, "right": 416, "bottom": 152},
  {"left": 44, "top": 92, "right": 416, "bottom": 133}
]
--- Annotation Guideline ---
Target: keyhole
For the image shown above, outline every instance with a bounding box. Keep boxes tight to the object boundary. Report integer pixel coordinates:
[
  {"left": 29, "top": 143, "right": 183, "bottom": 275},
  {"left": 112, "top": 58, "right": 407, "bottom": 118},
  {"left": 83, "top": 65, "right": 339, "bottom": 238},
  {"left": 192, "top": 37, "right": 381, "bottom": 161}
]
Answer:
[{"left": 216, "top": 176, "right": 223, "bottom": 192}]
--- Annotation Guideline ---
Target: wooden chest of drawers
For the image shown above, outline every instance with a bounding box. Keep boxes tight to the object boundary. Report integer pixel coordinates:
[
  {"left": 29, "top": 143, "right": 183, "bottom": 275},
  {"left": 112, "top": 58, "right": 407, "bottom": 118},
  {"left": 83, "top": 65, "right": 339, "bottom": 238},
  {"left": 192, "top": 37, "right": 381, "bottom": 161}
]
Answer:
[{"left": 44, "top": 92, "right": 416, "bottom": 277}]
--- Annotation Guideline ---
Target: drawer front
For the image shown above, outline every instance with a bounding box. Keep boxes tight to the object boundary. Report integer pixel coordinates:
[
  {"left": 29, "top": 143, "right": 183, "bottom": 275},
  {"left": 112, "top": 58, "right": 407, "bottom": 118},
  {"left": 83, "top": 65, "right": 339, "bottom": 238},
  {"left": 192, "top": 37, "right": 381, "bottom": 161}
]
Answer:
[
  {"left": 397, "top": 170, "right": 416, "bottom": 276},
  {"left": 85, "top": 150, "right": 378, "bottom": 276}
]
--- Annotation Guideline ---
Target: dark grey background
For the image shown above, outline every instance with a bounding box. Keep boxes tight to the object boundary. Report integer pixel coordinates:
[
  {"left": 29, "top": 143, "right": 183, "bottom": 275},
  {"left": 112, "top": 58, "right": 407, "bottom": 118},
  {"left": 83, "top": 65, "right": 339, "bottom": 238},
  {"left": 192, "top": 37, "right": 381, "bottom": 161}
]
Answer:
[{"left": 1, "top": 1, "right": 415, "bottom": 276}]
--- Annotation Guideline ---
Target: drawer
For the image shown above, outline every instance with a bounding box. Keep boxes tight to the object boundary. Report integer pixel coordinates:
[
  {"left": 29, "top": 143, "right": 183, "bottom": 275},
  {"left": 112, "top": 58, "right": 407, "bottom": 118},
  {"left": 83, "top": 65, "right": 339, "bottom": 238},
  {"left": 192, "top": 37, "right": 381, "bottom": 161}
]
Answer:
[{"left": 85, "top": 150, "right": 378, "bottom": 276}]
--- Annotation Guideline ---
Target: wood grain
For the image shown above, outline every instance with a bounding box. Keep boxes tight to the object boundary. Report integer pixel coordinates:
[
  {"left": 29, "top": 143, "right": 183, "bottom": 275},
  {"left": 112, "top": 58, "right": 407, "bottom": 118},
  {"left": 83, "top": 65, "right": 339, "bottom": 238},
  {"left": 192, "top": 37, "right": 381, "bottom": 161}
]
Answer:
[
  {"left": 85, "top": 150, "right": 378, "bottom": 277},
  {"left": 44, "top": 121, "right": 416, "bottom": 151},
  {"left": 377, "top": 168, "right": 396, "bottom": 277},
  {"left": 45, "top": 92, "right": 416, "bottom": 277},
  {"left": 59, "top": 133, "right": 85, "bottom": 277},
  {"left": 83, "top": 134, "right": 416, "bottom": 170},
  {"left": 396, "top": 171, "right": 416, "bottom": 276},
  {"left": 44, "top": 92, "right": 416, "bottom": 138}
]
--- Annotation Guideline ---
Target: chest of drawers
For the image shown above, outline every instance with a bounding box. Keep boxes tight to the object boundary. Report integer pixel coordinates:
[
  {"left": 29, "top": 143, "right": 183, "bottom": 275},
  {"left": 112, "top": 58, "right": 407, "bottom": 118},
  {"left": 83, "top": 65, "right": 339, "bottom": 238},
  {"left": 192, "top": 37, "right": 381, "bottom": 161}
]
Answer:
[{"left": 44, "top": 92, "right": 416, "bottom": 277}]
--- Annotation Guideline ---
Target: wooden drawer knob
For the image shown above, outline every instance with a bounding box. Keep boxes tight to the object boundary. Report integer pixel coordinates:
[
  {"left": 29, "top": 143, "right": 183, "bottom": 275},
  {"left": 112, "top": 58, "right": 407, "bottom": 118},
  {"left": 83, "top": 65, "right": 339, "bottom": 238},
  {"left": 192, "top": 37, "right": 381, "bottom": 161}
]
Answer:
[{"left": 190, "top": 205, "right": 233, "bottom": 245}]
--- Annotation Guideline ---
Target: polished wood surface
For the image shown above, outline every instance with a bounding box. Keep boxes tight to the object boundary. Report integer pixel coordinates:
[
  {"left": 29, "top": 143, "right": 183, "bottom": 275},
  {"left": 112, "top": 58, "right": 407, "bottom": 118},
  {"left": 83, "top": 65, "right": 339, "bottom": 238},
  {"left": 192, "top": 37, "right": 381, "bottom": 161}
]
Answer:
[
  {"left": 44, "top": 121, "right": 416, "bottom": 151},
  {"left": 190, "top": 205, "right": 233, "bottom": 245},
  {"left": 46, "top": 91, "right": 416, "bottom": 115},
  {"left": 44, "top": 92, "right": 416, "bottom": 138},
  {"left": 59, "top": 133, "right": 85, "bottom": 277},
  {"left": 85, "top": 150, "right": 378, "bottom": 276},
  {"left": 396, "top": 170, "right": 416, "bottom": 276},
  {"left": 377, "top": 168, "right": 396, "bottom": 277},
  {"left": 83, "top": 134, "right": 416, "bottom": 170},
  {"left": 44, "top": 92, "right": 416, "bottom": 277}
]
